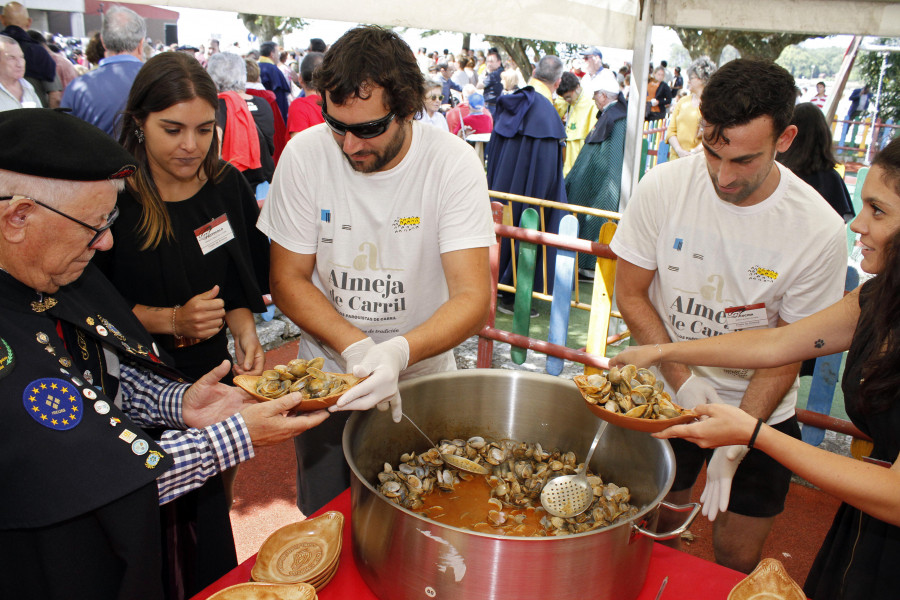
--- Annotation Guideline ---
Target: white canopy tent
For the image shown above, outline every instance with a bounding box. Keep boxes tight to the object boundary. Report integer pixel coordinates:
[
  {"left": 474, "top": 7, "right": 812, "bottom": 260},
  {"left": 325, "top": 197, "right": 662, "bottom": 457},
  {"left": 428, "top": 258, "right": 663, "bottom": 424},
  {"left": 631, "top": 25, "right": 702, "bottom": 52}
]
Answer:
[{"left": 130, "top": 0, "right": 900, "bottom": 203}]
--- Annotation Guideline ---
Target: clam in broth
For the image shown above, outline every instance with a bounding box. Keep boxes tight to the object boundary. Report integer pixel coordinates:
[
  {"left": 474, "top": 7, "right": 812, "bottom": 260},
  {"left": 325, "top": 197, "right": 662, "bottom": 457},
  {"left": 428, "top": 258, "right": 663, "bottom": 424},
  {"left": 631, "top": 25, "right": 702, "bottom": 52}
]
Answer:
[
  {"left": 578, "top": 366, "right": 689, "bottom": 420},
  {"left": 375, "top": 437, "right": 640, "bottom": 536},
  {"left": 255, "top": 357, "right": 360, "bottom": 400}
]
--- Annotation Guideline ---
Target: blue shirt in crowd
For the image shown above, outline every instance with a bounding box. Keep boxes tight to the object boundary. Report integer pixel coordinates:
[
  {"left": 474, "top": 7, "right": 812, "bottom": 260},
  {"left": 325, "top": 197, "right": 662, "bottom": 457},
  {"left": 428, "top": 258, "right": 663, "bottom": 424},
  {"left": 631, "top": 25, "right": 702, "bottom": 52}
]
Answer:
[{"left": 61, "top": 54, "right": 144, "bottom": 138}]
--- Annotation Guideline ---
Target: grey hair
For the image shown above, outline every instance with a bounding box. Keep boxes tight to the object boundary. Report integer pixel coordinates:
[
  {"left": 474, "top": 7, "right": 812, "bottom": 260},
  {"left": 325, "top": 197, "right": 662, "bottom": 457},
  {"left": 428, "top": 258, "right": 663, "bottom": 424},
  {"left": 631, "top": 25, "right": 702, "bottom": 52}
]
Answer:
[
  {"left": 534, "top": 55, "right": 564, "bottom": 85},
  {"left": 0, "top": 33, "right": 17, "bottom": 49},
  {"left": 687, "top": 56, "right": 717, "bottom": 85},
  {"left": 206, "top": 52, "right": 246, "bottom": 93},
  {"left": 0, "top": 170, "right": 124, "bottom": 208},
  {"left": 101, "top": 6, "right": 146, "bottom": 54},
  {"left": 424, "top": 78, "right": 442, "bottom": 91}
]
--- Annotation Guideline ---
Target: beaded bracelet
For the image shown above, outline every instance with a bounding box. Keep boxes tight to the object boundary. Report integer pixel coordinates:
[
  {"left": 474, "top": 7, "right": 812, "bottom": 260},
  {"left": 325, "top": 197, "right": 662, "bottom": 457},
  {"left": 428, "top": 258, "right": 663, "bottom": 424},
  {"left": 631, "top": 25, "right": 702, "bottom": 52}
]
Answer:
[
  {"left": 747, "top": 418, "right": 764, "bottom": 449},
  {"left": 172, "top": 305, "right": 181, "bottom": 338}
]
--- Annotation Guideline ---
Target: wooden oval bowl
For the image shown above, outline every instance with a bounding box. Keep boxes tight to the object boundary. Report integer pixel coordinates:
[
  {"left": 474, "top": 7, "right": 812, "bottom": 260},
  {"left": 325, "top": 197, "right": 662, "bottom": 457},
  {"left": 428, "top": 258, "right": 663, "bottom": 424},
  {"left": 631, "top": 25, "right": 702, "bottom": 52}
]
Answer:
[
  {"left": 574, "top": 375, "right": 697, "bottom": 433},
  {"left": 251, "top": 511, "right": 344, "bottom": 585},
  {"left": 234, "top": 373, "right": 365, "bottom": 411},
  {"left": 207, "top": 582, "right": 317, "bottom": 600}
]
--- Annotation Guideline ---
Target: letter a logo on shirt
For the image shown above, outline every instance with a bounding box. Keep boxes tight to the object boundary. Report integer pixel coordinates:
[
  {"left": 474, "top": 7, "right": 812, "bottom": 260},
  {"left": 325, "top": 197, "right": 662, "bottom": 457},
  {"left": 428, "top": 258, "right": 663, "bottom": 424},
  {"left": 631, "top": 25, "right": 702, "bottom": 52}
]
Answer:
[{"left": 321, "top": 210, "right": 331, "bottom": 223}]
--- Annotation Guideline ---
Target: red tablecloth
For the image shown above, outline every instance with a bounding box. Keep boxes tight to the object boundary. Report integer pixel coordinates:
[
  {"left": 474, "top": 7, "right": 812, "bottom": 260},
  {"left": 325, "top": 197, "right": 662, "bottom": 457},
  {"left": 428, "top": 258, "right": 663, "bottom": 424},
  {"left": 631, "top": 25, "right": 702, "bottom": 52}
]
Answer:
[{"left": 192, "top": 489, "right": 746, "bottom": 600}]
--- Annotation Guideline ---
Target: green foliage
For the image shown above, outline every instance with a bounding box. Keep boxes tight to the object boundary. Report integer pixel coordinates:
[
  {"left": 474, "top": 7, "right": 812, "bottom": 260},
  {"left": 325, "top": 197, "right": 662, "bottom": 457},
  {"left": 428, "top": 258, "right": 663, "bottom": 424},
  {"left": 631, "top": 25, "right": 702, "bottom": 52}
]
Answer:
[
  {"left": 776, "top": 45, "right": 846, "bottom": 79},
  {"left": 237, "top": 14, "right": 306, "bottom": 44},
  {"left": 483, "top": 36, "right": 575, "bottom": 74},
  {"left": 416, "top": 29, "right": 577, "bottom": 74},
  {"left": 673, "top": 28, "right": 817, "bottom": 64},
  {"left": 856, "top": 39, "right": 900, "bottom": 123}
]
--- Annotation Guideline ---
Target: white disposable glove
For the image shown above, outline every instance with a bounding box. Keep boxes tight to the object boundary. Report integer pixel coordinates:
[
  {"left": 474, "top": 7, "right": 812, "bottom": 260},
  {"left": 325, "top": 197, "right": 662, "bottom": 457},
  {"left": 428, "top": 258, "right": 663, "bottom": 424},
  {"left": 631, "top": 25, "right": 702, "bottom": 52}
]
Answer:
[
  {"left": 700, "top": 444, "right": 749, "bottom": 521},
  {"left": 340, "top": 337, "right": 376, "bottom": 372},
  {"left": 676, "top": 374, "right": 722, "bottom": 410},
  {"left": 331, "top": 336, "right": 410, "bottom": 423}
]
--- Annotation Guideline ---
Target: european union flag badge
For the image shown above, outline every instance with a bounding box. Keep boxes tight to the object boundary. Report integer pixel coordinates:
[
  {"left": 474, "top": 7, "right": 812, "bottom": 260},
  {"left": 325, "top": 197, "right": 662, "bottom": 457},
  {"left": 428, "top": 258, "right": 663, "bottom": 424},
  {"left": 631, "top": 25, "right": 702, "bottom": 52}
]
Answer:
[{"left": 23, "top": 378, "right": 83, "bottom": 430}]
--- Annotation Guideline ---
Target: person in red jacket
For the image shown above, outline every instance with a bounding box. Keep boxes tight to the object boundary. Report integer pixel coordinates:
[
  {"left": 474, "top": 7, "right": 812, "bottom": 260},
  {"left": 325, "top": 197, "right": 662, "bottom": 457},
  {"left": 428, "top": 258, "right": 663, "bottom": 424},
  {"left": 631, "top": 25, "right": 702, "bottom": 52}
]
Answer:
[
  {"left": 461, "top": 93, "right": 492, "bottom": 134},
  {"left": 287, "top": 52, "right": 325, "bottom": 138}
]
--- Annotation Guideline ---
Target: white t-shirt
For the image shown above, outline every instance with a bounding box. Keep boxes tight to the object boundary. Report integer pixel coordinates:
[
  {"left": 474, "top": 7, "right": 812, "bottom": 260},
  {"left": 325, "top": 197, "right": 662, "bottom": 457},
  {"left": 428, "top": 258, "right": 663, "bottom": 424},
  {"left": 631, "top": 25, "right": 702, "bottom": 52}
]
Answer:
[
  {"left": 258, "top": 120, "right": 495, "bottom": 377},
  {"left": 416, "top": 110, "right": 449, "bottom": 132},
  {"left": 610, "top": 153, "right": 847, "bottom": 425},
  {"left": 0, "top": 78, "right": 40, "bottom": 112}
]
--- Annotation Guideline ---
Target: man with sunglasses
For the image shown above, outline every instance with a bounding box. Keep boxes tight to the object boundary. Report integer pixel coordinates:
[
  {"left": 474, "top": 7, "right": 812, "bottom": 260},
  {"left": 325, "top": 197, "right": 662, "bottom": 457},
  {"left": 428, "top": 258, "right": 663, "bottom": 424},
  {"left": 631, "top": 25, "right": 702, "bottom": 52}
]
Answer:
[
  {"left": 259, "top": 25, "right": 496, "bottom": 516},
  {"left": 0, "top": 108, "right": 328, "bottom": 598}
]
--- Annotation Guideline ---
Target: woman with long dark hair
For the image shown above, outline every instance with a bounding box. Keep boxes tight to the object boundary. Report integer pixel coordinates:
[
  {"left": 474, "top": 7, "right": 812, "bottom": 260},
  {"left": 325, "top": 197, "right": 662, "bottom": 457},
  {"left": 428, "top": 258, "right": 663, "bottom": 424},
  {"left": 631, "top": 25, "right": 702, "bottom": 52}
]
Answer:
[
  {"left": 778, "top": 102, "right": 855, "bottom": 222},
  {"left": 611, "top": 137, "right": 900, "bottom": 599},
  {"left": 94, "top": 51, "right": 270, "bottom": 598}
]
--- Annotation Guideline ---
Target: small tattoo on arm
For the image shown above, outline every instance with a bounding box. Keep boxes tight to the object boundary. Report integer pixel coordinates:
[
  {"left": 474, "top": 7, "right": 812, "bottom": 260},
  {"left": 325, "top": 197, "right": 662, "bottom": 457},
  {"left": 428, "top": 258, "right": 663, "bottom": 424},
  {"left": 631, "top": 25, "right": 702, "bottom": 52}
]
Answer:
[
  {"left": 145, "top": 306, "right": 164, "bottom": 312},
  {"left": 814, "top": 339, "right": 825, "bottom": 348}
]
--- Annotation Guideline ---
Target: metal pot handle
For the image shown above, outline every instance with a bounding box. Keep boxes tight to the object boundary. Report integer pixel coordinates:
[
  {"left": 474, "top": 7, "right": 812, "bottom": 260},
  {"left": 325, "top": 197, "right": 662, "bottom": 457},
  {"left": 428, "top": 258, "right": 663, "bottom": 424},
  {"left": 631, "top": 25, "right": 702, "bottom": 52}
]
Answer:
[{"left": 632, "top": 501, "right": 701, "bottom": 541}]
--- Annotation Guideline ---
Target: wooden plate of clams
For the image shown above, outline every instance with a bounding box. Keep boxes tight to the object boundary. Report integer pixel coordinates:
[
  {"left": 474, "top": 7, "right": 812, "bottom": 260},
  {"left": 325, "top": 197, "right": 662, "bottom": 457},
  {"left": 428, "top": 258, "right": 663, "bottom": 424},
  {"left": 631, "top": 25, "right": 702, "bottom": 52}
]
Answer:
[
  {"left": 234, "top": 357, "right": 365, "bottom": 411},
  {"left": 574, "top": 364, "right": 696, "bottom": 433}
]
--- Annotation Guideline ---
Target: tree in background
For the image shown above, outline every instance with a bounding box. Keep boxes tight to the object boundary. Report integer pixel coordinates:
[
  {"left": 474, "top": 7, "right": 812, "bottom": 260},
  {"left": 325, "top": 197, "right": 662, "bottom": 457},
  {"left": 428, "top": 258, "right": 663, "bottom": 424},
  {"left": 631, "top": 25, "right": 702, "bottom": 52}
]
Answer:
[
  {"left": 857, "top": 39, "right": 900, "bottom": 123},
  {"left": 238, "top": 14, "right": 306, "bottom": 44},
  {"left": 417, "top": 29, "right": 579, "bottom": 76},
  {"left": 777, "top": 45, "right": 848, "bottom": 79},
  {"left": 673, "top": 28, "right": 819, "bottom": 63}
]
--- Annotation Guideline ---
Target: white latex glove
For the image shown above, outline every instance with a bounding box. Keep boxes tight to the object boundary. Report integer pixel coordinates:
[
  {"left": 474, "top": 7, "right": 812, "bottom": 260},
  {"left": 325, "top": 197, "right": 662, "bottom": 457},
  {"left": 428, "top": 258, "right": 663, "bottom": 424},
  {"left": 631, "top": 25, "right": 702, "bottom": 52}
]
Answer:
[
  {"left": 676, "top": 374, "right": 722, "bottom": 410},
  {"left": 331, "top": 336, "right": 410, "bottom": 423},
  {"left": 700, "top": 444, "right": 749, "bottom": 521},
  {"left": 340, "top": 337, "right": 376, "bottom": 372}
]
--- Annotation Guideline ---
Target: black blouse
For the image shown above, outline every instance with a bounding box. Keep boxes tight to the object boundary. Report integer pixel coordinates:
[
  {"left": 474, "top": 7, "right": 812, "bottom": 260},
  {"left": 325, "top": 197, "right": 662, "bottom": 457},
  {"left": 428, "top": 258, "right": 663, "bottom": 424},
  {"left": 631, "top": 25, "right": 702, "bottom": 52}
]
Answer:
[{"left": 94, "top": 163, "right": 270, "bottom": 380}]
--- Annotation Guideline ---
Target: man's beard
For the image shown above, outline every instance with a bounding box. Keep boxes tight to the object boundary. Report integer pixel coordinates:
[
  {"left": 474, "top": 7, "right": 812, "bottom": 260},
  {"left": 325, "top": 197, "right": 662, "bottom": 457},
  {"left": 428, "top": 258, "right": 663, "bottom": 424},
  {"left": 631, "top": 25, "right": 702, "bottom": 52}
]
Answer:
[{"left": 343, "top": 123, "right": 407, "bottom": 174}]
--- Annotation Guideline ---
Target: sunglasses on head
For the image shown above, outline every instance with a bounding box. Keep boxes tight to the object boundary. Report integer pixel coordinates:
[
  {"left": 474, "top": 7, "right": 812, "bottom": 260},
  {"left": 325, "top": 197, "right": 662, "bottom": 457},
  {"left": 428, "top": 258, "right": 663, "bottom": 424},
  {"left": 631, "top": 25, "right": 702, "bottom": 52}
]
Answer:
[{"left": 321, "top": 102, "right": 396, "bottom": 139}]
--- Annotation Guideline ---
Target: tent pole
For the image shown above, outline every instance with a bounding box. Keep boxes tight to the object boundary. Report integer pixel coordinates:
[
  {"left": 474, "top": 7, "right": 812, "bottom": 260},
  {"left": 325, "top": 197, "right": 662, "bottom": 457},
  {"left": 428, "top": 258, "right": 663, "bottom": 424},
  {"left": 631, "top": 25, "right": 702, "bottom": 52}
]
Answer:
[
  {"left": 824, "top": 35, "right": 862, "bottom": 125},
  {"left": 621, "top": 0, "right": 654, "bottom": 210}
]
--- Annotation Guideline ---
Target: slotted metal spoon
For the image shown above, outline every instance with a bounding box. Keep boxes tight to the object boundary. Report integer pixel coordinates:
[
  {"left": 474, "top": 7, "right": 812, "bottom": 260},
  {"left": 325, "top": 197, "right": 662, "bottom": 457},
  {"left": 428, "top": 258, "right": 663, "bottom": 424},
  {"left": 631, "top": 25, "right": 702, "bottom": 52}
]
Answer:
[
  {"left": 540, "top": 421, "right": 609, "bottom": 518},
  {"left": 401, "top": 412, "right": 490, "bottom": 475}
]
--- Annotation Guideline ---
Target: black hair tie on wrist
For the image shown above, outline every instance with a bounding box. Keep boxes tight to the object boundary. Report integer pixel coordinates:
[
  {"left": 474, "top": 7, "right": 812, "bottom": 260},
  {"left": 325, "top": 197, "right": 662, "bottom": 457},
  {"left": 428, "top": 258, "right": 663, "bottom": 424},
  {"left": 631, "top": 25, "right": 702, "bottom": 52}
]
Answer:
[{"left": 747, "top": 418, "right": 764, "bottom": 450}]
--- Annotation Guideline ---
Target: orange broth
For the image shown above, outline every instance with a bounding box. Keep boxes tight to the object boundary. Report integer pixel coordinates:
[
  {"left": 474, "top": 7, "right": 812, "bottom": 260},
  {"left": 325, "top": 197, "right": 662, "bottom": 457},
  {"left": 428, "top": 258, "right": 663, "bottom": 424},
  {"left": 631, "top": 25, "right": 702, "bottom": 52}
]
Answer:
[{"left": 415, "top": 476, "right": 546, "bottom": 536}]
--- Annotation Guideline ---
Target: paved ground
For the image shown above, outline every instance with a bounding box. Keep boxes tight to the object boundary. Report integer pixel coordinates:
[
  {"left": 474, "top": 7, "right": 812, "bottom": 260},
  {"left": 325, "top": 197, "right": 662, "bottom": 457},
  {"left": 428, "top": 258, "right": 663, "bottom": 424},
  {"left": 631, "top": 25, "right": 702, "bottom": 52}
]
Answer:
[{"left": 228, "top": 329, "right": 846, "bottom": 589}]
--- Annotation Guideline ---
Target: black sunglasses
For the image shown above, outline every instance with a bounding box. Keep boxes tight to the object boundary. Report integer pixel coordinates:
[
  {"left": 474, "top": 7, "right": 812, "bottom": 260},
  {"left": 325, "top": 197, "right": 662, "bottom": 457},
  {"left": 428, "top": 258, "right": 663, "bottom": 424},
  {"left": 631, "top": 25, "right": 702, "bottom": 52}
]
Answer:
[
  {"left": 0, "top": 195, "right": 119, "bottom": 248},
  {"left": 321, "top": 103, "right": 395, "bottom": 139}
]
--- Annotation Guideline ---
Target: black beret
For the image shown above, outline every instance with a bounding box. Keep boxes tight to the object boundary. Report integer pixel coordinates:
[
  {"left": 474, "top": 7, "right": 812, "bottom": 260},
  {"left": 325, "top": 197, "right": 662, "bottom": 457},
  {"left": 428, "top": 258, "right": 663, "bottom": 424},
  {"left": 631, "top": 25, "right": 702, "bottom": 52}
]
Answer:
[{"left": 0, "top": 109, "right": 137, "bottom": 181}]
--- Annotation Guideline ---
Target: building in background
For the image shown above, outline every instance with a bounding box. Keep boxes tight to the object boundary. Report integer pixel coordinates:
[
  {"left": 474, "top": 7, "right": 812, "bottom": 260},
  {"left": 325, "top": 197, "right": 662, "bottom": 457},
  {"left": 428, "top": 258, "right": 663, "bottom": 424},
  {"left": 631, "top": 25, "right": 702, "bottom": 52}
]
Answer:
[{"left": 22, "top": 0, "right": 178, "bottom": 46}]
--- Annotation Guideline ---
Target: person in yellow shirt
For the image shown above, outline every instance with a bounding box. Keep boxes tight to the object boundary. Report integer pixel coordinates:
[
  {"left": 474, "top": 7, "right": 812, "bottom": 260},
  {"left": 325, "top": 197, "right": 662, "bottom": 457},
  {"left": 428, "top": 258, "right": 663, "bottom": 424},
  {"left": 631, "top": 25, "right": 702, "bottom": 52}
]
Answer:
[
  {"left": 558, "top": 71, "right": 598, "bottom": 176},
  {"left": 665, "top": 56, "right": 716, "bottom": 160}
]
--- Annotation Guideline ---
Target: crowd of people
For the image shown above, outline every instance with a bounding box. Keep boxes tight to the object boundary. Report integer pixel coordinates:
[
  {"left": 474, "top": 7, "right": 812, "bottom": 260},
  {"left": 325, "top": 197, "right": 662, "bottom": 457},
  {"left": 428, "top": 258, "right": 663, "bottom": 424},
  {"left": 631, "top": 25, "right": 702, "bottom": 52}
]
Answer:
[{"left": 0, "top": 3, "right": 897, "bottom": 599}]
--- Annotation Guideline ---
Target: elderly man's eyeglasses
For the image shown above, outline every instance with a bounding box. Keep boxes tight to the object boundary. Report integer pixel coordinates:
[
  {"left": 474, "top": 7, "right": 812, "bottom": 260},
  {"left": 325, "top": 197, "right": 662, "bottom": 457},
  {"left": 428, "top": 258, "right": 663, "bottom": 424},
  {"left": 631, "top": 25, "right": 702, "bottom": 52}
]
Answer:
[
  {"left": 426, "top": 94, "right": 444, "bottom": 101},
  {"left": 0, "top": 195, "right": 119, "bottom": 247},
  {"left": 321, "top": 105, "right": 395, "bottom": 139}
]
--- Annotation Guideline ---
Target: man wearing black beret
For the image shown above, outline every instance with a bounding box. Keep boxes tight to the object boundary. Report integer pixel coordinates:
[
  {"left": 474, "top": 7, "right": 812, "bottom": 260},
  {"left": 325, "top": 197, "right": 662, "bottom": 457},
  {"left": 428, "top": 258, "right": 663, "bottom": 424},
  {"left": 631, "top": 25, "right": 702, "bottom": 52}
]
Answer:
[{"left": 0, "top": 109, "right": 328, "bottom": 599}]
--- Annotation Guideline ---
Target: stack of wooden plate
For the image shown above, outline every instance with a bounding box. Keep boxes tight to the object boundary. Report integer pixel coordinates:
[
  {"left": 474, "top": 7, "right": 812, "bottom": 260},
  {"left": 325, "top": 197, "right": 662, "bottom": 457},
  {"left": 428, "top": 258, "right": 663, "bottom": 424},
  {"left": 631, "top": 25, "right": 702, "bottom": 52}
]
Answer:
[
  {"left": 250, "top": 511, "right": 344, "bottom": 592},
  {"left": 728, "top": 558, "right": 806, "bottom": 600},
  {"left": 207, "top": 582, "right": 317, "bottom": 599}
]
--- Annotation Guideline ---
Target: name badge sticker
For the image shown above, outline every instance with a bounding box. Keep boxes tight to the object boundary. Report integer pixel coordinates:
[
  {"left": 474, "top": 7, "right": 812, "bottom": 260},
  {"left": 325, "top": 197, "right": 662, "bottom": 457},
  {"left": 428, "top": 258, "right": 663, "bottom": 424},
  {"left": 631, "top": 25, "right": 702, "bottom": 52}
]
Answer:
[
  {"left": 194, "top": 214, "right": 234, "bottom": 255},
  {"left": 724, "top": 303, "right": 768, "bottom": 331}
]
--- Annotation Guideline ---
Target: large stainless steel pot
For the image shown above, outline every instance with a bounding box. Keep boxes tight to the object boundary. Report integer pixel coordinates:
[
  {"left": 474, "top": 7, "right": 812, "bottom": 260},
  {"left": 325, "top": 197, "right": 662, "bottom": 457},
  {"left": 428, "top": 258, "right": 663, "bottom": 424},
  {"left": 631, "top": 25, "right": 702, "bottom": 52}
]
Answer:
[{"left": 343, "top": 369, "right": 699, "bottom": 600}]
